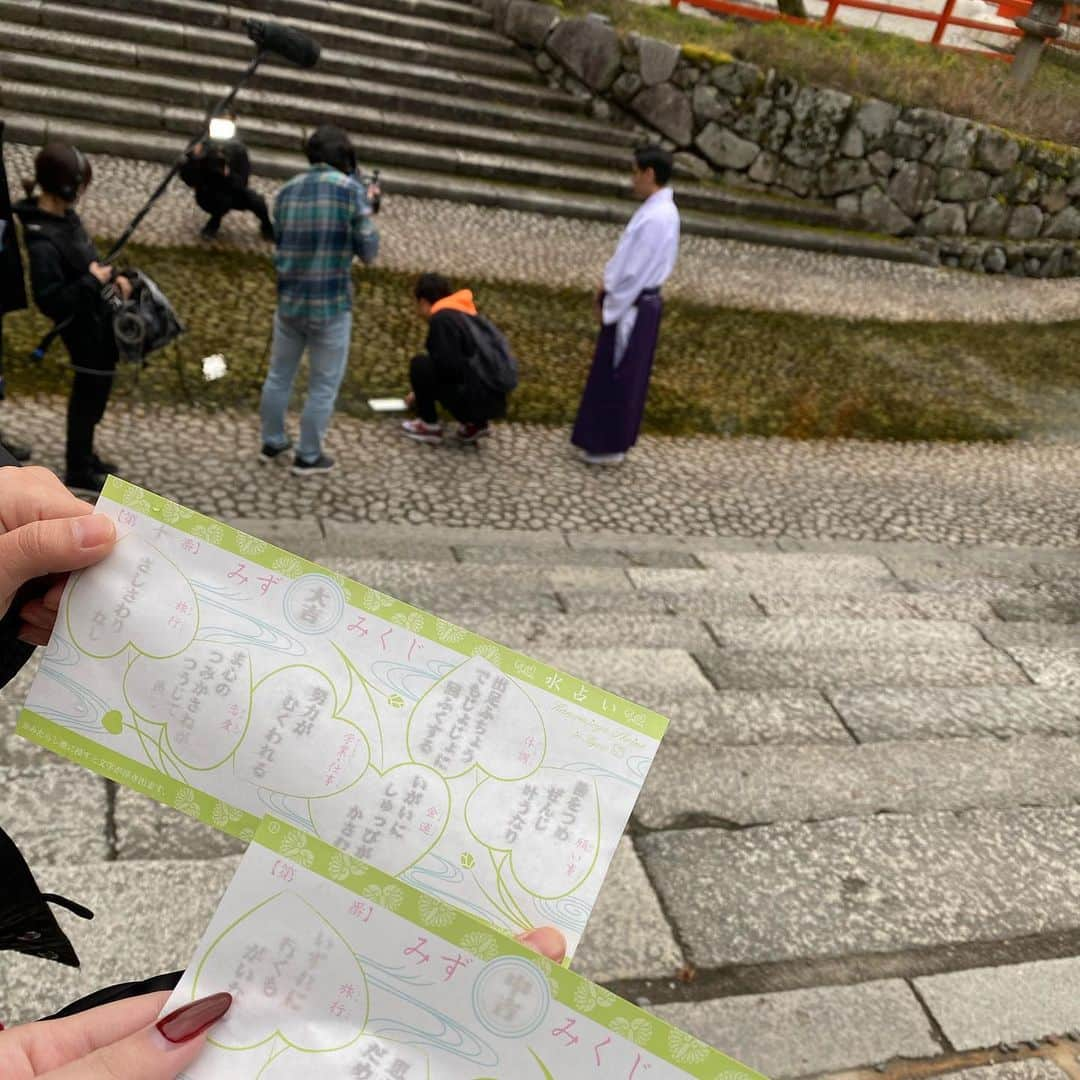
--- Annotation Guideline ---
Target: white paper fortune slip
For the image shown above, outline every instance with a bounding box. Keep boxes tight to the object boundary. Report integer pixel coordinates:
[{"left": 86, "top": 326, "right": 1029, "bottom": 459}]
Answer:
[
  {"left": 18, "top": 478, "right": 668, "bottom": 959},
  {"left": 165, "top": 815, "right": 762, "bottom": 1080}
]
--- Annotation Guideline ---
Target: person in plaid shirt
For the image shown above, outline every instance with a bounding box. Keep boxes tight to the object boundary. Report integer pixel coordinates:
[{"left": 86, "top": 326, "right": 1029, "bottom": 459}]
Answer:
[{"left": 258, "top": 125, "right": 379, "bottom": 476}]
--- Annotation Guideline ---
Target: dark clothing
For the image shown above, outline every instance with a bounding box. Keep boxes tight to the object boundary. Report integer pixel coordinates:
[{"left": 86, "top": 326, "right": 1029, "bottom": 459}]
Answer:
[
  {"left": 180, "top": 139, "right": 271, "bottom": 233},
  {"left": 572, "top": 289, "right": 663, "bottom": 456},
  {"left": 12, "top": 197, "right": 117, "bottom": 477},
  {"left": 0, "top": 120, "right": 27, "bottom": 319},
  {"left": 411, "top": 309, "right": 507, "bottom": 425}
]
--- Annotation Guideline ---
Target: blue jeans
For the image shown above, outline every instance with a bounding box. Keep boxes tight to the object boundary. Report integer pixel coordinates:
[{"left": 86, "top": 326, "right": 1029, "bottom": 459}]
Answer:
[{"left": 259, "top": 310, "right": 352, "bottom": 463}]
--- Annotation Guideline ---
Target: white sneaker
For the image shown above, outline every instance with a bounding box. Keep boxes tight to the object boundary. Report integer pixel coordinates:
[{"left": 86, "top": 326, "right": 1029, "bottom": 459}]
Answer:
[
  {"left": 401, "top": 419, "right": 444, "bottom": 444},
  {"left": 582, "top": 451, "right": 626, "bottom": 466}
]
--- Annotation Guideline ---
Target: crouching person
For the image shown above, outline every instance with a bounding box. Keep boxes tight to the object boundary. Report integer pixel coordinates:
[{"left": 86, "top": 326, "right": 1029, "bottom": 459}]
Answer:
[{"left": 402, "top": 274, "right": 516, "bottom": 446}]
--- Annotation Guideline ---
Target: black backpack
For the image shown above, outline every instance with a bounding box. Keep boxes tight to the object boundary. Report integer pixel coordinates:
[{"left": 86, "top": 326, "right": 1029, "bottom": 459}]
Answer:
[{"left": 463, "top": 314, "right": 519, "bottom": 394}]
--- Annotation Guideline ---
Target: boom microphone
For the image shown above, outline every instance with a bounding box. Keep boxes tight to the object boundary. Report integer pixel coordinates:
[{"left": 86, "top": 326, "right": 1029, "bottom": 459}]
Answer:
[{"left": 243, "top": 19, "right": 321, "bottom": 68}]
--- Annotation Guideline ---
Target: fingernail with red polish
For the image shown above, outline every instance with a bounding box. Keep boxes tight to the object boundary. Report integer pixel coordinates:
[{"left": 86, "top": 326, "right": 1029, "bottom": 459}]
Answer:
[{"left": 156, "top": 993, "right": 233, "bottom": 1044}]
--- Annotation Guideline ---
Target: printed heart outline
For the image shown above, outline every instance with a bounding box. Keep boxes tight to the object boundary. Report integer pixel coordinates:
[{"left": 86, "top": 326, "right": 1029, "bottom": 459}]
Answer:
[
  {"left": 234, "top": 665, "right": 370, "bottom": 799},
  {"left": 463, "top": 770, "right": 603, "bottom": 902},
  {"left": 306, "top": 762, "right": 452, "bottom": 877},
  {"left": 65, "top": 534, "right": 199, "bottom": 660},
  {"left": 194, "top": 892, "right": 369, "bottom": 1053},
  {"left": 334, "top": 647, "right": 385, "bottom": 769},
  {"left": 121, "top": 644, "right": 253, "bottom": 771},
  {"left": 405, "top": 655, "right": 548, "bottom": 781}
]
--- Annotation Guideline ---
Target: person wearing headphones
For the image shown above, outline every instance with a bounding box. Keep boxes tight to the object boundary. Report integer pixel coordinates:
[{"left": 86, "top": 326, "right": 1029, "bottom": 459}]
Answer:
[
  {"left": 13, "top": 144, "right": 130, "bottom": 493},
  {"left": 257, "top": 125, "right": 379, "bottom": 477}
]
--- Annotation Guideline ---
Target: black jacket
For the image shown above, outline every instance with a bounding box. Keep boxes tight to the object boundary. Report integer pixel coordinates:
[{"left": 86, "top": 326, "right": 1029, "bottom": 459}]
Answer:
[
  {"left": 11, "top": 197, "right": 117, "bottom": 367},
  {"left": 179, "top": 139, "right": 252, "bottom": 195},
  {"left": 426, "top": 310, "right": 507, "bottom": 421}
]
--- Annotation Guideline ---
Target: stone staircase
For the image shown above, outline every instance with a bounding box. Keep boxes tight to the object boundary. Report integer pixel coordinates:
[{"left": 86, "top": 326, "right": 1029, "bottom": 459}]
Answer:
[
  {"left": 3, "top": 522, "right": 1080, "bottom": 1078},
  {"left": 0, "top": 0, "right": 936, "bottom": 263}
]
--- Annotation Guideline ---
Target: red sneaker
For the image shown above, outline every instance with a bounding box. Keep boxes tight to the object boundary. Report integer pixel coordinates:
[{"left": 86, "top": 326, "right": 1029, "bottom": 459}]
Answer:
[{"left": 456, "top": 422, "right": 492, "bottom": 444}]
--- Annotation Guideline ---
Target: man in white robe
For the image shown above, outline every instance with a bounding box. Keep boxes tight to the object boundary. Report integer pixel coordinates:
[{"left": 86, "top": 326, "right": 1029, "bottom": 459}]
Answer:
[{"left": 571, "top": 146, "right": 680, "bottom": 465}]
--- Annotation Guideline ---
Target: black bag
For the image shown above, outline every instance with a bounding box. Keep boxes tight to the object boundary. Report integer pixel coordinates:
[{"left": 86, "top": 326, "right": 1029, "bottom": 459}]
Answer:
[{"left": 463, "top": 314, "right": 518, "bottom": 394}]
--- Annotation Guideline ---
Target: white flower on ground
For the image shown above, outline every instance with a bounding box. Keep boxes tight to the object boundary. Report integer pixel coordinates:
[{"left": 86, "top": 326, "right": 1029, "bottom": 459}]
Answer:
[{"left": 202, "top": 354, "right": 228, "bottom": 381}]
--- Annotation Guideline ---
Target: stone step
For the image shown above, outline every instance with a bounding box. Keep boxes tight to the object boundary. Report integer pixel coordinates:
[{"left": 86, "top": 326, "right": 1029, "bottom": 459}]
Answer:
[
  {"left": 20, "top": 112, "right": 924, "bottom": 256},
  {"left": 1, "top": 0, "right": 534, "bottom": 82},
  {"left": 0, "top": 38, "right": 592, "bottom": 129},
  {"left": 2, "top": 81, "right": 635, "bottom": 177},
  {"left": 38, "top": 0, "right": 513, "bottom": 54},
  {"left": 638, "top": 808, "right": 1080, "bottom": 973},
  {"left": 831, "top": 686, "right": 1080, "bottom": 741},
  {"left": 636, "top": 736, "right": 1080, "bottom": 830},
  {"left": 695, "top": 644, "right": 1028, "bottom": 690}
]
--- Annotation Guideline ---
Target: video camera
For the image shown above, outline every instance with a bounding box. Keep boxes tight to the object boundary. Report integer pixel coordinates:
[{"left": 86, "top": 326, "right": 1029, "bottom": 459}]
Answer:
[{"left": 106, "top": 271, "right": 185, "bottom": 364}]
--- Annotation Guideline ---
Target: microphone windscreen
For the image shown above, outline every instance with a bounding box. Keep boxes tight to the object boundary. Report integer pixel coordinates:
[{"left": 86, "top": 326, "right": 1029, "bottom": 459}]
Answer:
[{"left": 243, "top": 18, "right": 321, "bottom": 68}]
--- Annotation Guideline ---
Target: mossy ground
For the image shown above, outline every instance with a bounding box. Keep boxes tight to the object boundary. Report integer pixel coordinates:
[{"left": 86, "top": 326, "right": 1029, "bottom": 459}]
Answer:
[
  {"left": 2, "top": 242, "right": 1078, "bottom": 442},
  {"left": 556, "top": 0, "right": 1080, "bottom": 148}
]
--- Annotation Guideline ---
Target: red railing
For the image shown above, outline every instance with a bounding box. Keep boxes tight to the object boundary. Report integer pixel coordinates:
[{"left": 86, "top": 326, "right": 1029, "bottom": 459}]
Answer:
[{"left": 669, "top": 0, "right": 1077, "bottom": 58}]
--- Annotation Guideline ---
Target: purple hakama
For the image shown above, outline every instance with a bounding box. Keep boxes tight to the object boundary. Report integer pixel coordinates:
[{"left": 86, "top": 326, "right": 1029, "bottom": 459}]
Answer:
[{"left": 571, "top": 289, "right": 663, "bottom": 456}]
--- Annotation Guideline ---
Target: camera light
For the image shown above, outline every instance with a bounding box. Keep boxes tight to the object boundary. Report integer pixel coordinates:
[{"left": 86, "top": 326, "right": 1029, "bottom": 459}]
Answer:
[{"left": 209, "top": 116, "right": 237, "bottom": 141}]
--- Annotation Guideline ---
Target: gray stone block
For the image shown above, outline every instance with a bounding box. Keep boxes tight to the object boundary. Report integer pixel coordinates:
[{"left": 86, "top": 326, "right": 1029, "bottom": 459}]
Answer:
[
  {"left": 566, "top": 532, "right": 776, "bottom": 555},
  {"left": 937, "top": 167, "right": 992, "bottom": 202},
  {"left": 695, "top": 123, "right": 760, "bottom": 171},
  {"left": 920, "top": 203, "right": 968, "bottom": 236},
  {"left": 635, "top": 35, "right": 680, "bottom": 87},
  {"left": 633, "top": 83, "right": 694, "bottom": 147},
  {"left": 1043, "top": 205, "right": 1080, "bottom": 240},
  {"left": 636, "top": 736, "right": 1080, "bottom": 829},
  {"left": 0, "top": 765, "right": 109, "bottom": 865},
  {"left": 634, "top": 553, "right": 896, "bottom": 594},
  {"left": 0, "top": 858, "right": 241, "bottom": 1025},
  {"left": 458, "top": 613, "right": 714, "bottom": 651},
  {"left": 820, "top": 157, "right": 875, "bottom": 196},
  {"left": 861, "top": 184, "right": 915, "bottom": 235},
  {"left": 504, "top": 0, "right": 557, "bottom": 47},
  {"left": 705, "top": 616, "right": 983, "bottom": 650},
  {"left": 755, "top": 591, "right": 998, "bottom": 621},
  {"left": 696, "top": 644, "right": 1025, "bottom": 691},
  {"left": 557, "top": 588, "right": 674, "bottom": 615},
  {"left": 322, "top": 521, "right": 567, "bottom": 558},
  {"left": 574, "top": 836, "right": 684, "bottom": 982},
  {"left": 888, "top": 160, "right": 938, "bottom": 217},
  {"left": 969, "top": 197, "right": 1010, "bottom": 237},
  {"left": 1006, "top": 647, "right": 1080, "bottom": 688},
  {"left": 1007, "top": 205, "right": 1045, "bottom": 240},
  {"left": 453, "top": 544, "right": 699, "bottom": 568},
  {"left": 975, "top": 128, "right": 1021, "bottom": 174},
  {"left": 536, "top": 648, "right": 714, "bottom": 702},
  {"left": 979, "top": 622, "right": 1080, "bottom": 650},
  {"left": 114, "top": 786, "right": 248, "bottom": 860},
  {"left": 916, "top": 959, "right": 1080, "bottom": 1050},
  {"left": 930, "top": 1064, "right": 1070, "bottom": 1080},
  {"left": 638, "top": 808, "right": 1080, "bottom": 969},
  {"left": 831, "top": 687, "right": 1080, "bottom": 741},
  {"left": 547, "top": 17, "right": 622, "bottom": 92},
  {"left": 653, "top": 690, "right": 852, "bottom": 747},
  {"left": 653, "top": 980, "right": 940, "bottom": 1078}
]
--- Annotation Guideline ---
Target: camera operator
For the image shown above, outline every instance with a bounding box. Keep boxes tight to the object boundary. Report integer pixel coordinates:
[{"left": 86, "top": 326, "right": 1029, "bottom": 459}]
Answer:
[
  {"left": 180, "top": 135, "right": 274, "bottom": 242},
  {"left": 13, "top": 143, "right": 129, "bottom": 493}
]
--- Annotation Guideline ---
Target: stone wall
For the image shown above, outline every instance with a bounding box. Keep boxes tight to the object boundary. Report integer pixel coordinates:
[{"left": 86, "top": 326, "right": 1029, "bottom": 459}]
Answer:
[{"left": 478, "top": 0, "right": 1080, "bottom": 276}]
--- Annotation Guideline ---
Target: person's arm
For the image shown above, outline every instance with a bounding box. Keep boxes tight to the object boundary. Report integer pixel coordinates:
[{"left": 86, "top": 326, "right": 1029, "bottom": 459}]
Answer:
[
  {"left": 26, "top": 239, "right": 102, "bottom": 324},
  {"left": 349, "top": 186, "right": 379, "bottom": 266},
  {"left": 601, "top": 219, "right": 658, "bottom": 327}
]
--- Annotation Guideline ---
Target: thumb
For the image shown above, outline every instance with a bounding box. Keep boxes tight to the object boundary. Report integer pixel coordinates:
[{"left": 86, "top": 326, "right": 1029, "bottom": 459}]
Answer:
[
  {"left": 43, "top": 993, "right": 233, "bottom": 1080},
  {"left": 0, "top": 514, "right": 116, "bottom": 611}
]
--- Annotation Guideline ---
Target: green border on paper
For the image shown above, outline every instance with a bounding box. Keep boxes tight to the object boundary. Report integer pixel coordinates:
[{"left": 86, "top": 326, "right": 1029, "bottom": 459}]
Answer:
[
  {"left": 255, "top": 816, "right": 767, "bottom": 1080},
  {"left": 99, "top": 476, "right": 669, "bottom": 742}
]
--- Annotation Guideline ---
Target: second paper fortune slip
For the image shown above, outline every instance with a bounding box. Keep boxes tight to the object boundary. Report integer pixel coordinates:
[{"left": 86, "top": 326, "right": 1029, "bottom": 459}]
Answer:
[{"left": 18, "top": 477, "right": 668, "bottom": 958}]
